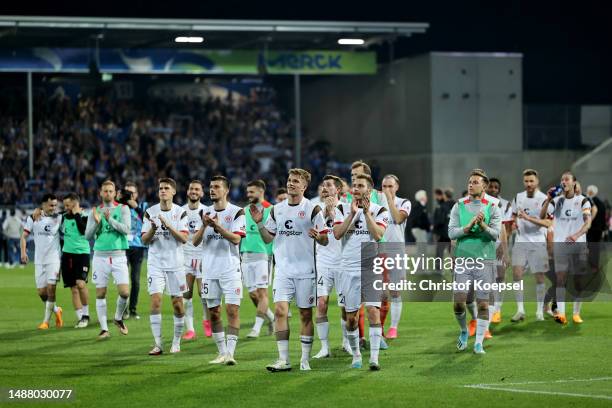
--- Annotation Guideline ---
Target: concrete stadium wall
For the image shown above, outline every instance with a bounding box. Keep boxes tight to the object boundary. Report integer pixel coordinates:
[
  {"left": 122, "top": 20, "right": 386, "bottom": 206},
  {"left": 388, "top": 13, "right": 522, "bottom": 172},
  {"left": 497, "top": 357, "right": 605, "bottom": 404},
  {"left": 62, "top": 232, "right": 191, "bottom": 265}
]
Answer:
[
  {"left": 302, "top": 55, "right": 432, "bottom": 199},
  {"left": 302, "top": 52, "right": 593, "bottom": 207}
]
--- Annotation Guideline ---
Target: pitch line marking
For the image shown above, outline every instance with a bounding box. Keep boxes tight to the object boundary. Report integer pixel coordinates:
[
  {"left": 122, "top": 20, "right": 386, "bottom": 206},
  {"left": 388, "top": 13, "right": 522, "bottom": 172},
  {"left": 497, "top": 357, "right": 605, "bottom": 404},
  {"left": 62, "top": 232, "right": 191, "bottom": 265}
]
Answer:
[{"left": 464, "top": 377, "right": 612, "bottom": 401}]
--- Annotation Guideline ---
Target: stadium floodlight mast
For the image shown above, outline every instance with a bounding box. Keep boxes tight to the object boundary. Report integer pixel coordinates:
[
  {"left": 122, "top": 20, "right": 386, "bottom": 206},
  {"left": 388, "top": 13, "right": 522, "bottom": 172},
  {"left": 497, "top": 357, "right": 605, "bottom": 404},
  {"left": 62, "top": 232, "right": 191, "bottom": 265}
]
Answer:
[{"left": 175, "top": 36, "right": 204, "bottom": 43}]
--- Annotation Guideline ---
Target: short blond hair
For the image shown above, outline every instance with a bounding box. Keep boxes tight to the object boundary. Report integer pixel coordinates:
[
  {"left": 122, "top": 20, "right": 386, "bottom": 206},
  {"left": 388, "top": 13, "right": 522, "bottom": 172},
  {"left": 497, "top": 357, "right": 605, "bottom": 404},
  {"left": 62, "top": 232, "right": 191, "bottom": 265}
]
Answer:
[
  {"left": 288, "top": 168, "right": 311, "bottom": 186},
  {"left": 100, "top": 180, "right": 115, "bottom": 189}
]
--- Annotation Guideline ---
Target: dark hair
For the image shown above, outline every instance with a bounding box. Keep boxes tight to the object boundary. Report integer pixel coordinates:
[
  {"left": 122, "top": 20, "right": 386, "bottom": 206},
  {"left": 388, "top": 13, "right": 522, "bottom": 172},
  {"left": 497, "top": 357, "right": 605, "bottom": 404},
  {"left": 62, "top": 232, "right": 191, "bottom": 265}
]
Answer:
[
  {"left": 444, "top": 189, "right": 454, "bottom": 199},
  {"left": 489, "top": 177, "right": 501, "bottom": 187},
  {"left": 158, "top": 177, "right": 177, "bottom": 190},
  {"left": 522, "top": 169, "right": 538, "bottom": 178},
  {"left": 210, "top": 175, "right": 230, "bottom": 189},
  {"left": 189, "top": 179, "right": 204, "bottom": 188},
  {"left": 276, "top": 187, "right": 287, "bottom": 196},
  {"left": 434, "top": 188, "right": 444, "bottom": 195},
  {"left": 322, "top": 174, "right": 343, "bottom": 191},
  {"left": 125, "top": 181, "right": 137, "bottom": 189},
  {"left": 561, "top": 170, "right": 576, "bottom": 182},
  {"left": 40, "top": 193, "right": 57, "bottom": 204},
  {"left": 63, "top": 193, "right": 80, "bottom": 202},
  {"left": 247, "top": 179, "right": 266, "bottom": 190}
]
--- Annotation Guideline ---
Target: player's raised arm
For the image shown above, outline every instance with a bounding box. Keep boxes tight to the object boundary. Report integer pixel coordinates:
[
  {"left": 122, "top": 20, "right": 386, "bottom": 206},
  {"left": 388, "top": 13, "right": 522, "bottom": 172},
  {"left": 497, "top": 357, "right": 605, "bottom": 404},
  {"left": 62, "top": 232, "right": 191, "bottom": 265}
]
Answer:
[
  {"left": 141, "top": 211, "right": 157, "bottom": 245},
  {"left": 539, "top": 187, "right": 556, "bottom": 220},
  {"left": 334, "top": 201, "right": 356, "bottom": 240},
  {"left": 566, "top": 199, "right": 592, "bottom": 242},
  {"left": 309, "top": 206, "right": 328, "bottom": 246},
  {"left": 84, "top": 207, "right": 102, "bottom": 239},
  {"left": 191, "top": 209, "right": 206, "bottom": 247},
  {"left": 251, "top": 204, "right": 275, "bottom": 244},
  {"left": 106, "top": 204, "right": 131, "bottom": 234},
  {"left": 206, "top": 209, "right": 245, "bottom": 245},
  {"left": 159, "top": 213, "right": 188, "bottom": 244}
]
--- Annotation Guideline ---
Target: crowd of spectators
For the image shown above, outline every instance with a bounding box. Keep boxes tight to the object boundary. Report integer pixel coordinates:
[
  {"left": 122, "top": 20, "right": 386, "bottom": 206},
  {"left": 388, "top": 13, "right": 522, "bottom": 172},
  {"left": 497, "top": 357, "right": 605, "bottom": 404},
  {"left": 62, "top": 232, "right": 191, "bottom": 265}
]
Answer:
[{"left": 0, "top": 83, "right": 350, "bottom": 207}]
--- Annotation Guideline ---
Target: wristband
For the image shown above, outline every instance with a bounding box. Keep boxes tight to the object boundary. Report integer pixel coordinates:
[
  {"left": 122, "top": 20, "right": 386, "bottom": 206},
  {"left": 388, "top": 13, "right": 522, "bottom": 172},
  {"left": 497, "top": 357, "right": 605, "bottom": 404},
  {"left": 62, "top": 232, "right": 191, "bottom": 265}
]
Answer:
[{"left": 257, "top": 222, "right": 264, "bottom": 229}]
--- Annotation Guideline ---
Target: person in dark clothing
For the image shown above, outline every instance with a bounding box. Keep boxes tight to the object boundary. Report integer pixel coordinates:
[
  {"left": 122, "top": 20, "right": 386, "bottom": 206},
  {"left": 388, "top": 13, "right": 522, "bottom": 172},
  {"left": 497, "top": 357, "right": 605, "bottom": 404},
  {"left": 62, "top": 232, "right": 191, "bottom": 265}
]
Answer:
[
  {"left": 433, "top": 189, "right": 453, "bottom": 261},
  {"left": 433, "top": 189, "right": 452, "bottom": 242},
  {"left": 121, "top": 182, "right": 148, "bottom": 320},
  {"left": 586, "top": 185, "right": 607, "bottom": 243},
  {"left": 406, "top": 190, "right": 430, "bottom": 243}
]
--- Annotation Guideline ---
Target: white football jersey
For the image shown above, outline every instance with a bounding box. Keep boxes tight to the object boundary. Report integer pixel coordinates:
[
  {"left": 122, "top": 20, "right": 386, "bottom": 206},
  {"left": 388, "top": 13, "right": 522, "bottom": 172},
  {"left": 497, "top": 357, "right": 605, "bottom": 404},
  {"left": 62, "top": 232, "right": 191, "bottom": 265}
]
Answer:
[
  {"left": 265, "top": 197, "right": 327, "bottom": 279},
  {"left": 547, "top": 194, "right": 591, "bottom": 242},
  {"left": 512, "top": 191, "right": 548, "bottom": 243},
  {"left": 200, "top": 203, "right": 246, "bottom": 279},
  {"left": 316, "top": 204, "right": 342, "bottom": 270},
  {"left": 23, "top": 214, "right": 62, "bottom": 264},
  {"left": 334, "top": 202, "right": 389, "bottom": 272},
  {"left": 382, "top": 196, "right": 411, "bottom": 243},
  {"left": 182, "top": 202, "right": 205, "bottom": 258},
  {"left": 142, "top": 203, "right": 189, "bottom": 270},
  {"left": 498, "top": 196, "right": 513, "bottom": 224}
]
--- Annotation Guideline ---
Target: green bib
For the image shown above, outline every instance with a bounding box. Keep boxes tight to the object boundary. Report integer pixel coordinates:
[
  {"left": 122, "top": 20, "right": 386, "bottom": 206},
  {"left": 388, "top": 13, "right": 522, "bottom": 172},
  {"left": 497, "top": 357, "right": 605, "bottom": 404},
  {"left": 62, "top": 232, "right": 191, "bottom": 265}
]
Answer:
[
  {"left": 94, "top": 205, "right": 129, "bottom": 251},
  {"left": 455, "top": 200, "right": 495, "bottom": 260},
  {"left": 242, "top": 206, "right": 273, "bottom": 255},
  {"left": 62, "top": 217, "right": 90, "bottom": 254}
]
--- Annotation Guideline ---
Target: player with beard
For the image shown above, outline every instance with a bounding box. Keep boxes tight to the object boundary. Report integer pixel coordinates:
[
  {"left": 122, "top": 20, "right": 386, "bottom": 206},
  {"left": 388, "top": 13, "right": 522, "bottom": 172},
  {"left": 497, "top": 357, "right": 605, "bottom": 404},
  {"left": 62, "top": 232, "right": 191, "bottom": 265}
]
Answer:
[
  {"left": 334, "top": 174, "right": 389, "bottom": 370},
  {"left": 540, "top": 171, "right": 592, "bottom": 325},
  {"left": 181, "top": 180, "right": 212, "bottom": 341},
  {"left": 85, "top": 181, "right": 131, "bottom": 340},
  {"left": 193, "top": 176, "right": 246, "bottom": 365},
  {"left": 21, "top": 194, "right": 64, "bottom": 329},
  {"left": 312, "top": 174, "right": 348, "bottom": 358},
  {"left": 243, "top": 179, "right": 275, "bottom": 338},
  {"left": 502, "top": 170, "right": 550, "bottom": 322}
]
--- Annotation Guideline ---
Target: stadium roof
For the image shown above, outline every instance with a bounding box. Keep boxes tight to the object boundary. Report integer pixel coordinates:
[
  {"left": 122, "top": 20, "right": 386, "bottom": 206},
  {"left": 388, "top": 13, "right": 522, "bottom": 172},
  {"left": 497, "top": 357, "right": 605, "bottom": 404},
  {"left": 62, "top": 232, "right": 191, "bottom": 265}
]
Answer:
[{"left": 0, "top": 16, "right": 429, "bottom": 50}]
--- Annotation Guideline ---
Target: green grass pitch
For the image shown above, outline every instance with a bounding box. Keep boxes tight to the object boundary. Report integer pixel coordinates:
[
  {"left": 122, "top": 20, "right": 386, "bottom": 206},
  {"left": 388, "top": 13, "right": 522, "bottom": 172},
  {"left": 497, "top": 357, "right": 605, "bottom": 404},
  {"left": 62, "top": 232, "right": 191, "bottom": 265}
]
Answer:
[{"left": 1, "top": 264, "right": 611, "bottom": 407}]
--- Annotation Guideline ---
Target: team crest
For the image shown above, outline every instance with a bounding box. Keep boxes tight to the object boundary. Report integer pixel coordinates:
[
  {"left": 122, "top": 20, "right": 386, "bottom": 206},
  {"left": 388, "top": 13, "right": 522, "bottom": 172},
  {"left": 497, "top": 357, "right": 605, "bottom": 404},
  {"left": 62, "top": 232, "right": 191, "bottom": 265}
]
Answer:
[
  {"left": 235, "top": 287, "right": 241, "bottom": 295},
  {"left": 298, "top": 211, "right": 306, "bottom": 219},
  {"left": 225, "top": 215, "right": 232, "bottom": 223}
]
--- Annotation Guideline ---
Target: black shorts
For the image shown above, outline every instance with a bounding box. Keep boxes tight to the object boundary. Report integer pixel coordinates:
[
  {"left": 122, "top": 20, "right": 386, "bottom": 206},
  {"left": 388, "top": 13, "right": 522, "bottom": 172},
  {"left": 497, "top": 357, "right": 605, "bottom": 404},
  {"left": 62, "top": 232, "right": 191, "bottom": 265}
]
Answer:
[{"left": 61, "top": 253, "right": 91, "bottom": 288}]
